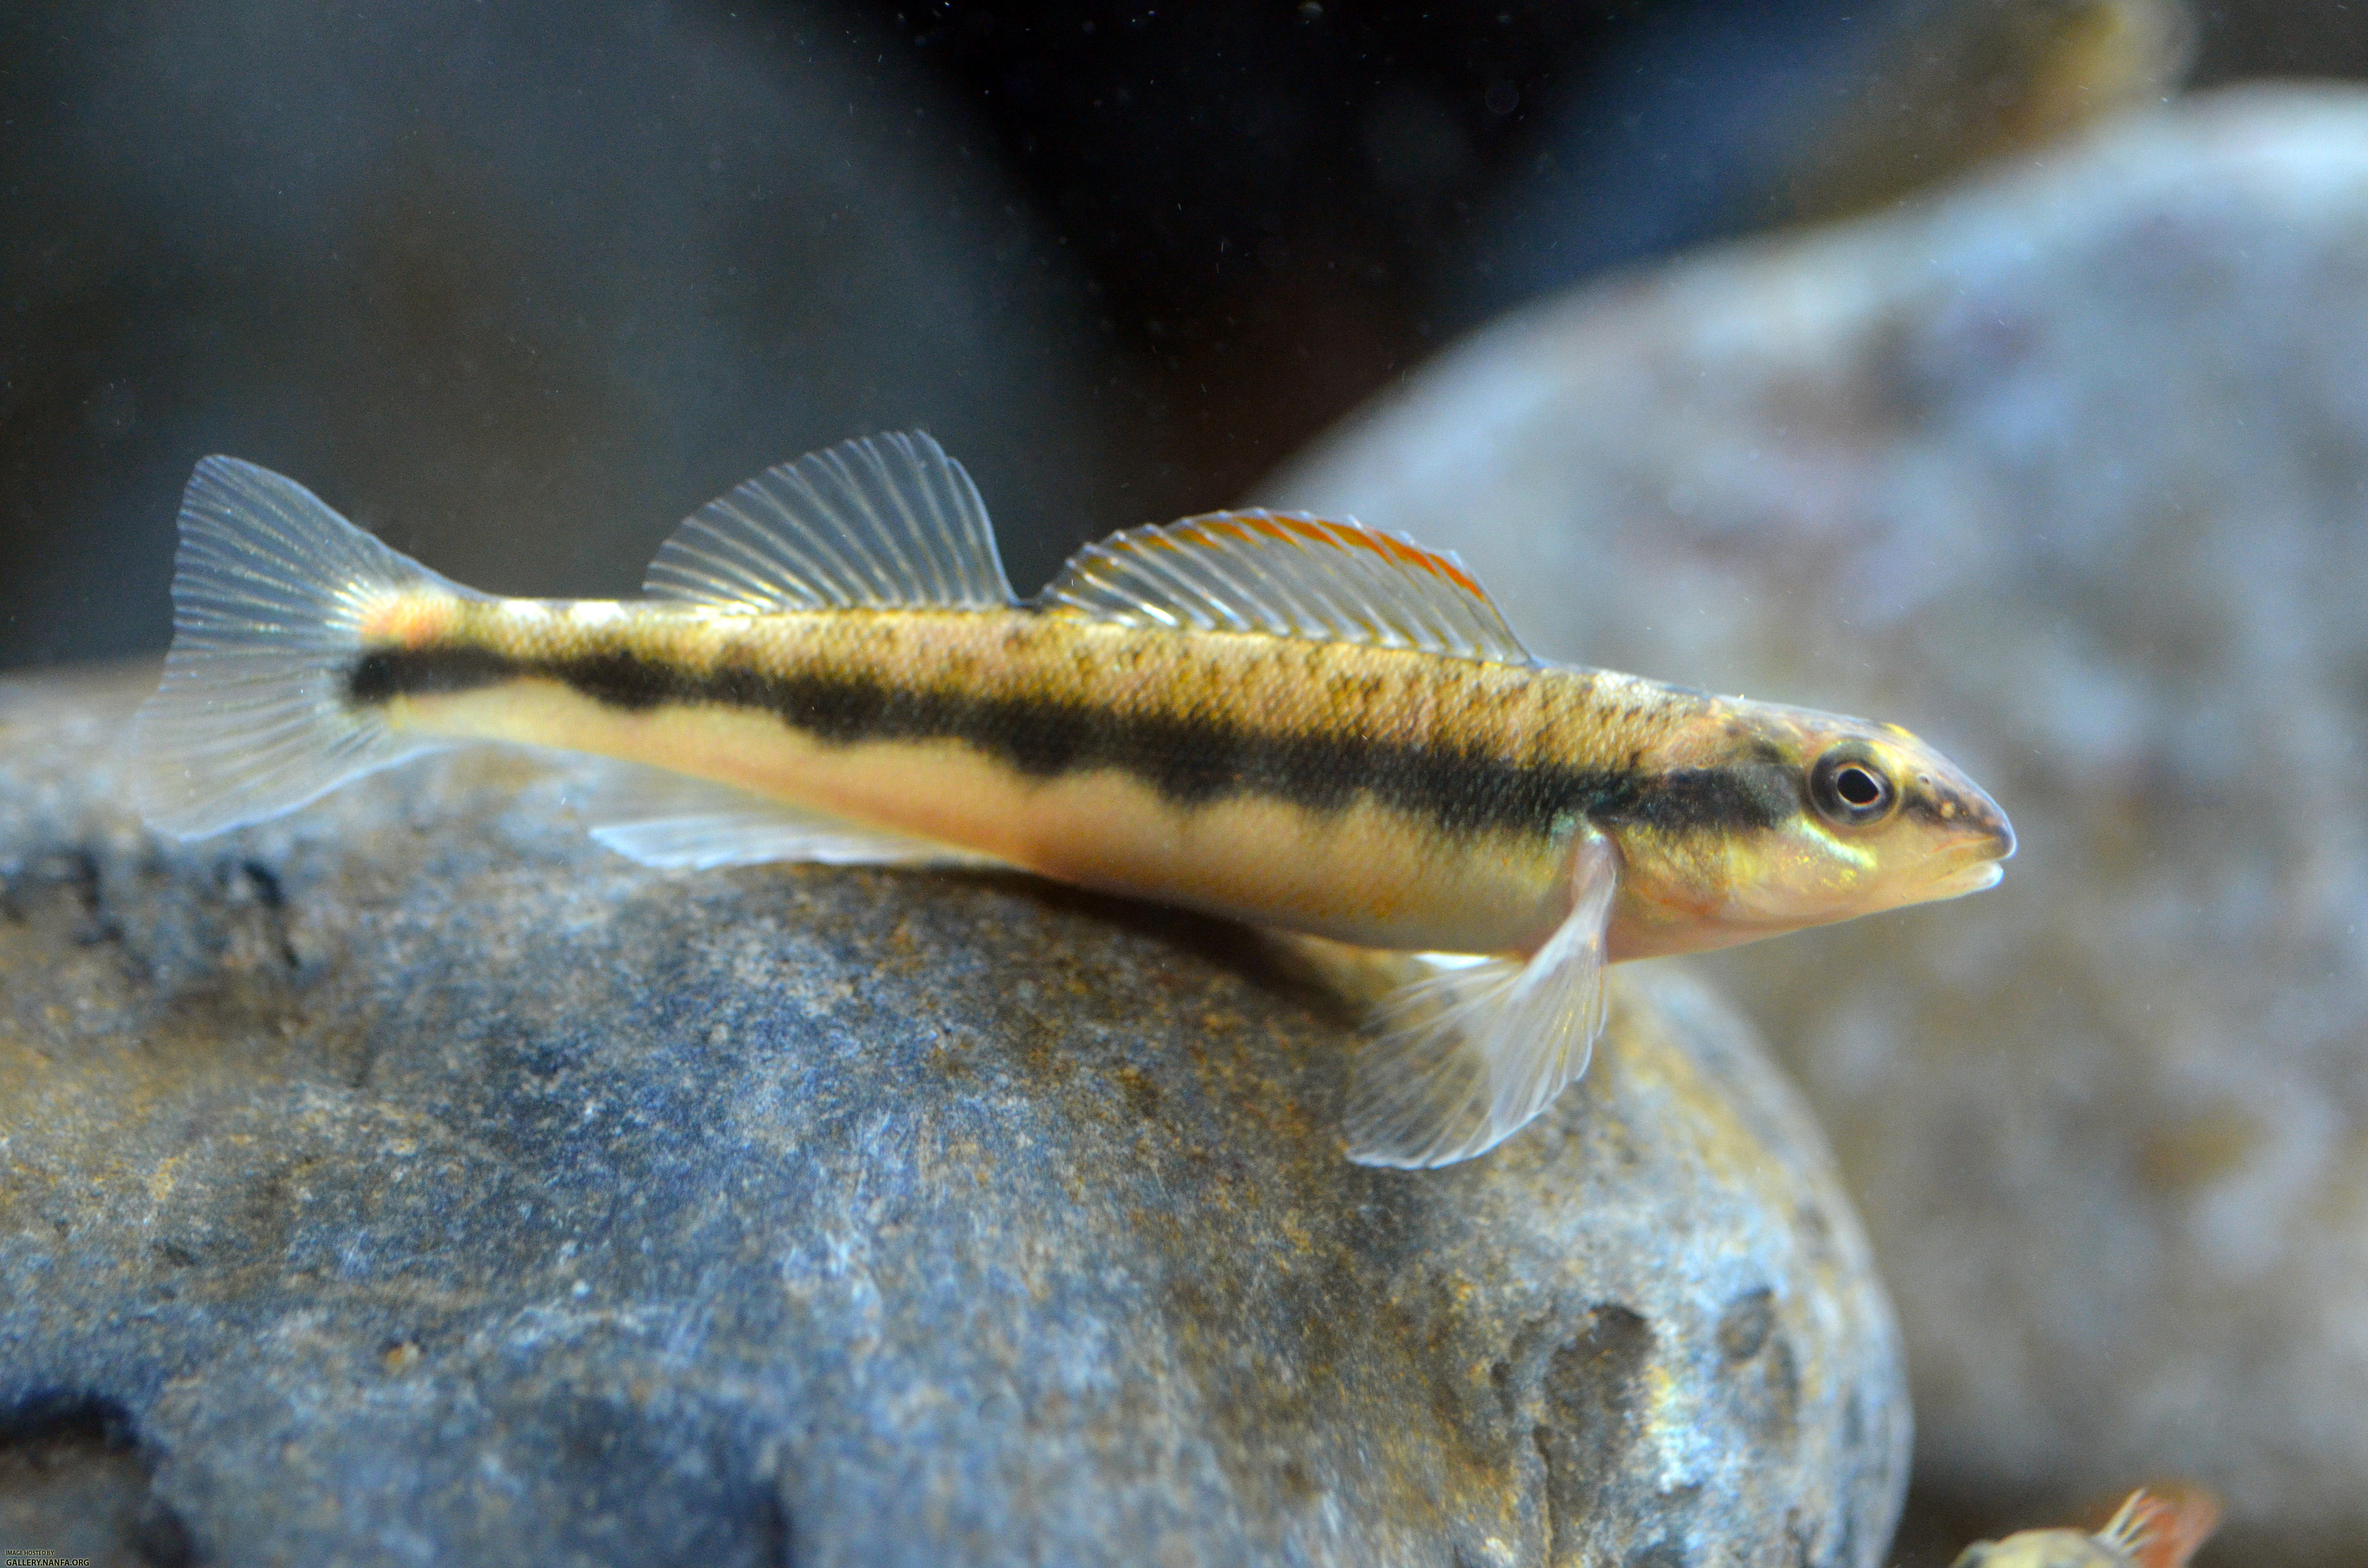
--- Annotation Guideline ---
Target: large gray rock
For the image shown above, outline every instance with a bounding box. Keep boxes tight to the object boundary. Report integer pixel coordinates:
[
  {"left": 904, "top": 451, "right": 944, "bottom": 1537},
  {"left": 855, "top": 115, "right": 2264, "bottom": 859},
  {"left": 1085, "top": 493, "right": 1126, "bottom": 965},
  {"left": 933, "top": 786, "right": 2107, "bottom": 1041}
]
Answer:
[
  {"left": 0, "top": 667, "right": 1903, "bottom": 1566},
  {"left": 1269, "top": 86, "right": 2368, "bottom": 1566}
]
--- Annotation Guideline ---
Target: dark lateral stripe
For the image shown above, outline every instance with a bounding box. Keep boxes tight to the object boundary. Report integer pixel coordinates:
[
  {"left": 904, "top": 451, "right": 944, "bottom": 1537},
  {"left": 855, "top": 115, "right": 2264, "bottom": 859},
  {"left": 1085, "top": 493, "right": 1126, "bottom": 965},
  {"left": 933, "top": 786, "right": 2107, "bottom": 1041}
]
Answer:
[{"left": 344, "top": 644, "right": 1795, "bottom": 837}]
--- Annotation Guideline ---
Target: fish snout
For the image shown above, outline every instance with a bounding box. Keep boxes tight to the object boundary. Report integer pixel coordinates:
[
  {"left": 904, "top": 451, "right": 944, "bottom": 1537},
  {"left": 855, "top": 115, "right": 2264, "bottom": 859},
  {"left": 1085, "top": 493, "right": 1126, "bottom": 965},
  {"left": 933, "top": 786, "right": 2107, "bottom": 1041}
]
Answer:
[
  {"left": 1970, "top": 789, "right": 2015, "bottom": 863},
  {"left": 1913, "top": 772, "right": 2014, "bottom": 862},
  {"left": 1910, "top": 776, "right": 2014, "bottom": 899}
]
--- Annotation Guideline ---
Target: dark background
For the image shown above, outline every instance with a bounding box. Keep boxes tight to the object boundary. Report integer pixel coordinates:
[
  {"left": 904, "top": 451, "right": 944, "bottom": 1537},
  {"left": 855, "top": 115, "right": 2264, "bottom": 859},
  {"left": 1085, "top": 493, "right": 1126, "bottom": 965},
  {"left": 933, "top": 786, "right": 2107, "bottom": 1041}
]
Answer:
[{"left": 0, "top": 0, "right": 2352, "bottom": 671}]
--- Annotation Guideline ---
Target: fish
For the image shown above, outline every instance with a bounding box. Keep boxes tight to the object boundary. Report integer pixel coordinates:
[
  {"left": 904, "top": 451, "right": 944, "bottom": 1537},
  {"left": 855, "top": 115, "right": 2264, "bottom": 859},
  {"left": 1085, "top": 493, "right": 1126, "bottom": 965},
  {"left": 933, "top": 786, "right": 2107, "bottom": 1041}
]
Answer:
[
  {"left": 1950, "top": 1486, "right": 2222, "bottom": 1568},
  {"left": 131, "top": 431, "right": 2014, "bottom": 1167}
]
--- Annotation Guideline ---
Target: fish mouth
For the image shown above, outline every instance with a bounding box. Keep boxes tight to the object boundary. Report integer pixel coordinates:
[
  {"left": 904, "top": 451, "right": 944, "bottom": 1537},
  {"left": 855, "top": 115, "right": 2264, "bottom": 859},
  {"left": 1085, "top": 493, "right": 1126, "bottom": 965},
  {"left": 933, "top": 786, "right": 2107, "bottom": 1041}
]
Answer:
[
  {"left": 1930, "top": 858, "right": 2005, "bottom": 898},
  {"left": 1985, "top": 805, "right": 2017, "bottom": 862},
  {"left": 1927, "top": 814, "right": 2015, "bottom": 899}
]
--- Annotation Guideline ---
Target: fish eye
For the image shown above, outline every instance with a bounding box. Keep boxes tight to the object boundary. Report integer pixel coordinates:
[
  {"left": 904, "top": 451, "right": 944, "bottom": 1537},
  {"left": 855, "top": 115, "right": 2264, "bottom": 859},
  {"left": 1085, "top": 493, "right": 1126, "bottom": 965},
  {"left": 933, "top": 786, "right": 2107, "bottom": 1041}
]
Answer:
[{"left": 1809, "top": 747, "right": 1897, "bottom": 828}]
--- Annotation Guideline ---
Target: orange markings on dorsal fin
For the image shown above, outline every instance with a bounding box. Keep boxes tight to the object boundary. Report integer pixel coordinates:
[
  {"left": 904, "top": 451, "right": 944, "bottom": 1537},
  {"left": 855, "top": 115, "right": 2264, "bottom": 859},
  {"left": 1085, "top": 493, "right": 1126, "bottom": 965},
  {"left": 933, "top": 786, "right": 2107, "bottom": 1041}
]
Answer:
[
  {"left": 1040, "top": 507, "right": 1533, "bottom": 665},
  {"left": 1169, "top": 510, "right": 1498, "bottom": 601}
]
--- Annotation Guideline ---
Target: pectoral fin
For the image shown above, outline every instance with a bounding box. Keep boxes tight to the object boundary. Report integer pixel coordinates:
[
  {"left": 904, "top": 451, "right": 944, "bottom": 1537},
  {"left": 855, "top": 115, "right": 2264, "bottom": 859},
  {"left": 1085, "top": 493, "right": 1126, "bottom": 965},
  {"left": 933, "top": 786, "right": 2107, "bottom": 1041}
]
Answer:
[{"left": 1341, "top": 835, "right": 1617, "bottom": 1169}]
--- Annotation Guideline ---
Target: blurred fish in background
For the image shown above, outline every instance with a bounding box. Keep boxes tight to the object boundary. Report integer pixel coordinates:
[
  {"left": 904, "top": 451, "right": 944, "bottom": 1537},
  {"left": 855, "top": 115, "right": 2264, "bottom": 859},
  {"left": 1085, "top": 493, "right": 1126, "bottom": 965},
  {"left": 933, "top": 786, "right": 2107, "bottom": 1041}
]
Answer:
[{"left": 1948, "top": 1484, "right": 2220, "bottom": 1568}]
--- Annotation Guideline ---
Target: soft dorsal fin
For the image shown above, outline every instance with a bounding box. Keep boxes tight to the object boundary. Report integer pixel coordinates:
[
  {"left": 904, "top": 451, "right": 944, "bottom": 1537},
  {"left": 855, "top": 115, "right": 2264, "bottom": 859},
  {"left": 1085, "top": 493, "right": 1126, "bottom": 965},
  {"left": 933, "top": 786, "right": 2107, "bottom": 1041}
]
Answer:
[
  {"left": 644, "top": 431, "right": 1016, "bottom": 612},
  {"left": 1039, "top": 508, "right": 1533, "bottom": 664}
]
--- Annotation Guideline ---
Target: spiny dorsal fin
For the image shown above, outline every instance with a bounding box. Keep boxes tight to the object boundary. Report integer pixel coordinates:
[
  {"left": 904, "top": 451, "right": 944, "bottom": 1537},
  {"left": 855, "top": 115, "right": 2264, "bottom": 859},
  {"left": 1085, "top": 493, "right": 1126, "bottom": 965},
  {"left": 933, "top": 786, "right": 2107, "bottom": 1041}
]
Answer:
[
  {"left": 644, "top": 431, "right": 1015, "bottom": 613},
  {"left": 1040, "top": 509, "right": 1533, "bottom": 664}
]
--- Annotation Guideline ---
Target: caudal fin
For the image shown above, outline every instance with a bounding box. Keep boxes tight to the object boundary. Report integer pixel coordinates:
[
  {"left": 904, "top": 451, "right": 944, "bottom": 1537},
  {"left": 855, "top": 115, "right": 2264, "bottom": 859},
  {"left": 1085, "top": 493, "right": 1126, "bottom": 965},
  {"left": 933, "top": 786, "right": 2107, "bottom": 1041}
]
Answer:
[{"left": 133, "top": 457, "right": 467, "bottom": 839}]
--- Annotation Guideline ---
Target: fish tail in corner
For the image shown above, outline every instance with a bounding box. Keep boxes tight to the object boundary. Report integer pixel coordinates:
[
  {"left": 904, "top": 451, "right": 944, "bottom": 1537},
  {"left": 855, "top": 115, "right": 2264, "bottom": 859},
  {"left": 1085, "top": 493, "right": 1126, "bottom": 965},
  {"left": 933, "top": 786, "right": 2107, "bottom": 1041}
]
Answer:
[{"left": 132, "top": 457, "right": 465, "bottom": 839}]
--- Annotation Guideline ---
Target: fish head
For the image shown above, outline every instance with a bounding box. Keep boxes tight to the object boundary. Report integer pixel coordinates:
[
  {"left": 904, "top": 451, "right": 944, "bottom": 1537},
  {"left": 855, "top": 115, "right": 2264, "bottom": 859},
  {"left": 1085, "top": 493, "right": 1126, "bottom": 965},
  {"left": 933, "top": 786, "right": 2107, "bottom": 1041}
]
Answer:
[
  {"left": 1604, "top": 703, "right": 2013, "bottom": 958},
  {"left": 1769, "top": 710, "right": 2016, "bottom": 910}
]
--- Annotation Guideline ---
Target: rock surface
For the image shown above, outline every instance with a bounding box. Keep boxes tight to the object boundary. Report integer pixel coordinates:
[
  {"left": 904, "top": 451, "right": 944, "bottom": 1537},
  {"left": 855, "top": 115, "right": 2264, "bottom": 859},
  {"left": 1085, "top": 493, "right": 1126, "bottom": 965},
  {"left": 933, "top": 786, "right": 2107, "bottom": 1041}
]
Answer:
[
  {"left": 0, "top": 666, "right": 1903, "bottom": 1567},
  {"left": 1269, "top": 86, "right": 2368, "bottom": 1566}
]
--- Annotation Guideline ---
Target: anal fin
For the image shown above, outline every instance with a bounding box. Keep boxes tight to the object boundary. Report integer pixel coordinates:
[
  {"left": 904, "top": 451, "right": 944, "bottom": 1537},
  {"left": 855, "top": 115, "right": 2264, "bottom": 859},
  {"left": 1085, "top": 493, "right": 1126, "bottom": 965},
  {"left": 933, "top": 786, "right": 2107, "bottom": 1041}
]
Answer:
[
  {"left": 1340, "top": 835, "right": 1617, "bottom": 1168},
  {"left": 564, "top": 765, "right": 1003, "bottom": 871}
]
